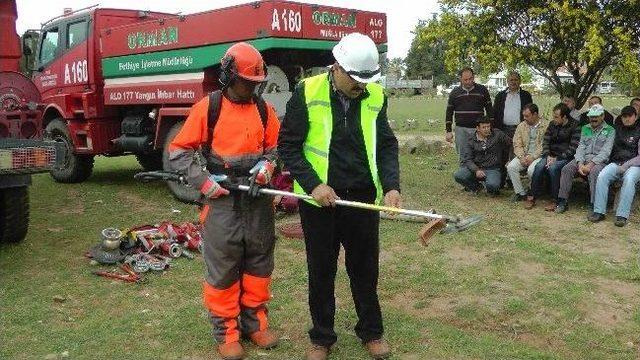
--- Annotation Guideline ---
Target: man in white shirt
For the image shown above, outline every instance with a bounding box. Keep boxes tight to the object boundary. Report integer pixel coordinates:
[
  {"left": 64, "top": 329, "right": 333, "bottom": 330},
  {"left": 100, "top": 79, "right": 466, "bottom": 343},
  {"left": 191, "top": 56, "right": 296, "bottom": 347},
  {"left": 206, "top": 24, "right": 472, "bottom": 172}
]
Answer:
[{"left": 494, "top": 71, "right": 533, "bottom": 187}]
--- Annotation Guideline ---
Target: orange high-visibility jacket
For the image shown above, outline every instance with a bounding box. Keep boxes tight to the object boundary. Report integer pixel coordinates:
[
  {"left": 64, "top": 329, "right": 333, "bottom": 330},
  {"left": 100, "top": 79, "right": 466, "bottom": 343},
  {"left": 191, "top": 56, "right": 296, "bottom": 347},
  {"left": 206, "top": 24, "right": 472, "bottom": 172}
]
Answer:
[{"left": 169, "top": 94, "right": 280, "bottom": 188}]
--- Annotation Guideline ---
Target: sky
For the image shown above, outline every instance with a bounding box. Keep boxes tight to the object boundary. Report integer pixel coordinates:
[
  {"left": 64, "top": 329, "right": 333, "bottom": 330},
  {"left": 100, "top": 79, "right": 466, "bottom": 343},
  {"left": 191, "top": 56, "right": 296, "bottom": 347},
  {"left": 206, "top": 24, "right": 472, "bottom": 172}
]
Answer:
[{"left": 14, "top": 0, "right": 440, "bottom": 59}]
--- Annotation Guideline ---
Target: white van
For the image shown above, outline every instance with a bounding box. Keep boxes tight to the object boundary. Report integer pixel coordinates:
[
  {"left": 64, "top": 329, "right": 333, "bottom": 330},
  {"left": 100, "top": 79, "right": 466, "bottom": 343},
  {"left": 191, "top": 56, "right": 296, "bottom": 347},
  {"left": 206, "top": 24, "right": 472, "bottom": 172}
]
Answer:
[{"left": 597, "top": 81, "right": 616, "bottom": 94}]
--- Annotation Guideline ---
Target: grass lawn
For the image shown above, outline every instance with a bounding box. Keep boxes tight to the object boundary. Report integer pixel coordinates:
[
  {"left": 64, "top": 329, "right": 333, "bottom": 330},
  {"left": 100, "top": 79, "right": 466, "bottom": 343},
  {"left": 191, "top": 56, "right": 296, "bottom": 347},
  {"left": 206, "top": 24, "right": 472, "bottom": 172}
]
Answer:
[{"left": 2, "top": 95, "right": 640, "bottom": 359}]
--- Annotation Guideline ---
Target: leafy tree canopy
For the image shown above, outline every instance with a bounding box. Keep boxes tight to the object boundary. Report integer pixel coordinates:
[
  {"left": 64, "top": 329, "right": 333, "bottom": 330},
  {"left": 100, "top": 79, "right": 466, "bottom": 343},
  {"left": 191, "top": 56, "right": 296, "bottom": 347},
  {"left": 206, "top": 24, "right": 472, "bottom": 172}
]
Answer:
[{"left": 416, "top": 0, "right": 640, "bottom": 106}]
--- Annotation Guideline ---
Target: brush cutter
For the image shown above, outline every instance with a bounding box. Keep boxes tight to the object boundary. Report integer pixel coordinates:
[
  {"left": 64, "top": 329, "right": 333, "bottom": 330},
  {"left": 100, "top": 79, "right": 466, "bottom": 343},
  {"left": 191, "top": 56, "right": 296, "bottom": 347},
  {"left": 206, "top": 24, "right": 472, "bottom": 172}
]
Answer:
[{"left": 134, "top": 171, "right": 482, "bottom": 245}]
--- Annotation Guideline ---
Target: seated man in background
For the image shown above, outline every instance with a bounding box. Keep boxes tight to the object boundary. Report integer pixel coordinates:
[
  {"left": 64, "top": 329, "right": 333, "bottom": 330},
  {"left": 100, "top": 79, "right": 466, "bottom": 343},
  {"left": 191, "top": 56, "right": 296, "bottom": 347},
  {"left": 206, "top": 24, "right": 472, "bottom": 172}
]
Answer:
[
  {"left": 579, "top": 96, "right": 614, "bottom": 126},
  {"left": 526, "top": 103, "right": 581, "bottom": 209},
  {"left": 454, "top": 117, "right": 511, "bottom": 196},
  {"left": 554, "top": 104, "right": 615, "bottom": 213},
  {"left": 614, "top": 98, "right": 640, "bottom": 125},
  {"left": 506, "top": 103, "right": 548, "bottom": 201},
  {"left": 590, "top": 106, "right": 640, "bottom": 227}
]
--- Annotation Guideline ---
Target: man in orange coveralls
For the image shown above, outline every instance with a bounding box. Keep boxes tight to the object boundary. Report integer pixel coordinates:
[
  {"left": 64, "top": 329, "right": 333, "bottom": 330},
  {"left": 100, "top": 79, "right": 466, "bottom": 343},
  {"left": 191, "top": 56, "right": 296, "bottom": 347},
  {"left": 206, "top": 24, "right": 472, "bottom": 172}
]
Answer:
[{"left": 168, "top": 42, "right": 280, "bottom": 360}]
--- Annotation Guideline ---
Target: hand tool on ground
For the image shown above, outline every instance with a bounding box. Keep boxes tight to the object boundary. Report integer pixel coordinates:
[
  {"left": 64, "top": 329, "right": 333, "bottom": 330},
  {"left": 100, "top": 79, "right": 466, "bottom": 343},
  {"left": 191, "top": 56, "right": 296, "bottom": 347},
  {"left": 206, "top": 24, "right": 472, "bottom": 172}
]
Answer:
[
  {"left": 134, "top": 171, "right": 483, "bottom": 245},
  {"left": 134, "top": 170, "right": 186, "bottom": 183},
  {"left": 93, "top": 264, "right": 143, "bottom": 283}
]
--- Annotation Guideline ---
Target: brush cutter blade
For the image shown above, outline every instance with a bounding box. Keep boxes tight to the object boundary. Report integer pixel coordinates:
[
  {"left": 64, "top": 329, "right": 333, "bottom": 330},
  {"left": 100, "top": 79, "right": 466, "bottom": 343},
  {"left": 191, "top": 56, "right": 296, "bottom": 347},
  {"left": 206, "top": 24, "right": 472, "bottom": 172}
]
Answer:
[{"left": 440, "top": 214, "right": 483, "bottom": 234}]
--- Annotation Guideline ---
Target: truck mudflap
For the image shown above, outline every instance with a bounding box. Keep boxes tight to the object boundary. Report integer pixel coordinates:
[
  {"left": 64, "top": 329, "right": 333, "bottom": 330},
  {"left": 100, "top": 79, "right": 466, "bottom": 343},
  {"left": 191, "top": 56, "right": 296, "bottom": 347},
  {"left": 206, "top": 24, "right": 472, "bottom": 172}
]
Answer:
[{"left": 0, "top": 138, "right": 65, "bottom": 176}]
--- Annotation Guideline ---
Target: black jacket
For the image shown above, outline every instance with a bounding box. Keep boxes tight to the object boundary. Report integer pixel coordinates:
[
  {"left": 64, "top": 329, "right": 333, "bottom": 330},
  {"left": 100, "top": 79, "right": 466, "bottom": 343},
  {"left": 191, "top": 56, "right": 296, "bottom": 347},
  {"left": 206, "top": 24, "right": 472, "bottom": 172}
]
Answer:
[
  {"left": 493, "top": 88, "right": 533, "bottom": 129},
  {"left": 460, "top": 129, "right": 511, "bottom": 172},
  {"left": 542, "top": 118, "right": 581, "bottom": 159},
  {"left": 610, "top": 122, "right": 640, "bottom": 164},
  {"left": 278, "top": 78, "right": 400, "bottom": 195},
  {"left": 445, "top": 84, "right": 493, "bottom": 131}
]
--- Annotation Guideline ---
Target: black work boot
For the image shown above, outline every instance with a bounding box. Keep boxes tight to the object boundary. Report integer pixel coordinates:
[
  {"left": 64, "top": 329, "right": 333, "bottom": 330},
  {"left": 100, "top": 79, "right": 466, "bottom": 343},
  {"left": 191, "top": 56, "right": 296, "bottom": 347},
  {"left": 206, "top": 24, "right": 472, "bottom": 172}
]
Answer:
[
  {"left": 614, "top": 216, "right": 628, "bottom": 227},
  {"left": 588, "top": 212, "right": 605, "bottom": 222},
  {"left": 554, "top": 198, "right": 568, "bottom": 214}
]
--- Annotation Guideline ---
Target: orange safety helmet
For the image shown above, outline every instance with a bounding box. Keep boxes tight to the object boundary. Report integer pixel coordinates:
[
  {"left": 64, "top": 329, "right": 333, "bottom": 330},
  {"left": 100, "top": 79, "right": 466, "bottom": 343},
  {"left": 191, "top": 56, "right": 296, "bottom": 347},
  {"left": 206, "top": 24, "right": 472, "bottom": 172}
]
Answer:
[{"left": 219, "top": 42, "right": 267, "bottom": 85}]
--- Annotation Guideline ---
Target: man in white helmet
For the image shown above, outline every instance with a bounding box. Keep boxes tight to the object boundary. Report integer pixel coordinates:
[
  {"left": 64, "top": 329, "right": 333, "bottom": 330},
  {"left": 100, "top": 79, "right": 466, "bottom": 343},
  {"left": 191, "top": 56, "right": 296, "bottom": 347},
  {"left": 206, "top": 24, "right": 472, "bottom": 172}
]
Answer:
[{"left": 279, "top": 32, "right": 400, "bottom": 360}]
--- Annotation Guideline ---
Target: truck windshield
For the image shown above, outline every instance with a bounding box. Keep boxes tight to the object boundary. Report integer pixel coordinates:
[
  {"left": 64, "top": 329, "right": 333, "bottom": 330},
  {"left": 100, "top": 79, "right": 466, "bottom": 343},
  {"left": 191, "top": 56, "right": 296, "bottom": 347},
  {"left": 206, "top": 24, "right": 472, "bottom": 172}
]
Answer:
[{"left": 39, "top": 28, "right": 59, "bottom": 65}]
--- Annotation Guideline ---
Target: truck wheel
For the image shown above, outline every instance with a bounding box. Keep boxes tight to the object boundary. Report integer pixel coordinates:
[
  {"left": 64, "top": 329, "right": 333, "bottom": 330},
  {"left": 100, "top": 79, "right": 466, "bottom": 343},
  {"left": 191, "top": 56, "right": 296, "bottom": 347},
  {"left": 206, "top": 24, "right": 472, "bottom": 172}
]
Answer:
[
  {"left": 0, "top": 186, "right": 29, "bottom": 243},
  {"left": 45, "top": 119, "right": 94, "bottom": 183},
  {"left": 162, "top": 122, "right": 201, "bottom": 204},
  {"left": 136, "top": 152, "right": 163, "bottom": 171}
]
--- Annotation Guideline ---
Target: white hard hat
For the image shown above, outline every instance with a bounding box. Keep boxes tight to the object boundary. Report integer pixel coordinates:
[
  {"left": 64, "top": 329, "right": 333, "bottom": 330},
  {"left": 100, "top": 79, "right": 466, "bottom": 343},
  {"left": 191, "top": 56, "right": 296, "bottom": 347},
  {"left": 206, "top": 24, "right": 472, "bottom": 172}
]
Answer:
[{"left": 332, "top": 33, "right": 381, "bottom": 83}]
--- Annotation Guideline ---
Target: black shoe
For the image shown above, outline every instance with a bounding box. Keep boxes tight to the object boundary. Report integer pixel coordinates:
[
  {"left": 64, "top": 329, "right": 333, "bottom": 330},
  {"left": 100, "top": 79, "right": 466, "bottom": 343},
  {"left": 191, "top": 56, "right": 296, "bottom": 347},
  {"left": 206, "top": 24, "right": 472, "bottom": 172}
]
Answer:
[
  {"left": 588, "top": 212, "right": 605, "bottom": 222},
  {"left": 554, "top": 200, "right": 568, "bottom": 214},
  {"left": 467, "top": 184, "right": 483, "bottom": 195},
  {"left": 614, "top": 216, "right": 627, "bottom": 227},
  {"left": 511, "top": 193, "right": 526, "bottom": 202}
]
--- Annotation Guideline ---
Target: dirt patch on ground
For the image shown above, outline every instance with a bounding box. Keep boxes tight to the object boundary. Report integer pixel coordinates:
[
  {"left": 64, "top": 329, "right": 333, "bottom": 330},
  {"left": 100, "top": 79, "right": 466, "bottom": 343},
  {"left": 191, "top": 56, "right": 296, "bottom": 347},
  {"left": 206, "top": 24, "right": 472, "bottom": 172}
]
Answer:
[
  {"left": 579, "top": 225, "right": 636, "bottom": 263},
  {"left": 593, "top": 277, "right": 640, "bottom": 301},
  {"left": 513, "top": 260, "right": 548, "bottom": 283},
  {"left": 501, "top": 205, "right": 635, "bottom": 263},
  {"left": 388, "top": 290, "right": 496, "bottom": 321},
  {"left": 578, "top": 277, "right": 639, "bottom": 328},
  {"left": 516, "top": 332, "right": 567, "bottom": 354},
  {"left": 116, "top": 190, "right": 158, "bottom": 212},
  {"left": 446, "top": 245, "right": 489, "bottom": 267},
  {"left": 581, "top": 296, "right": 629, "bottom": 328},
  {"left": 59, "top": 189, "right": 85, "bottom": 215},
  {"left": 379, "top": 247, "right": 398, "bottom": 264},
  {"left": 556, "top": 229, "right": 632, "bottom": 264}
]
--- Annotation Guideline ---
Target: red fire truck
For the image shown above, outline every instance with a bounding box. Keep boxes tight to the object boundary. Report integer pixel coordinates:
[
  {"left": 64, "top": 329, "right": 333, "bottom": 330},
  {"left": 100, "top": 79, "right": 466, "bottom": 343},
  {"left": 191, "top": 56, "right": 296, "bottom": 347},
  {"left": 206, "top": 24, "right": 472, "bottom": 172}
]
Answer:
[{"left": 23, "top": 1, "right": 387, "bottom": 202}]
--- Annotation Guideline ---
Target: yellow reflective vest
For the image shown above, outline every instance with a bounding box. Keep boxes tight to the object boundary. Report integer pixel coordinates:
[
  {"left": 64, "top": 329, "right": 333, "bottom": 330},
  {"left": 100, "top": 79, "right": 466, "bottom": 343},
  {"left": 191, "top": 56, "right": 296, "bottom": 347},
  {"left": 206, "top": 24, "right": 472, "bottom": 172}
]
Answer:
[{"left": 292, "top": 73, "right": 384, "bottom": 205}]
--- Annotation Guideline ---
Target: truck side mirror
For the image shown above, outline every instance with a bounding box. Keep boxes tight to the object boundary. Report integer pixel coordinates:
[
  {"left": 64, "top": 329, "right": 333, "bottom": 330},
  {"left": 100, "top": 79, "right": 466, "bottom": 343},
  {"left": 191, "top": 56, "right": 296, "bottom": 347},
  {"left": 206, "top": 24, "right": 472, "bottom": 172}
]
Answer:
[{"left": 22, "top": 35, "right": 33, "bottom": 56}]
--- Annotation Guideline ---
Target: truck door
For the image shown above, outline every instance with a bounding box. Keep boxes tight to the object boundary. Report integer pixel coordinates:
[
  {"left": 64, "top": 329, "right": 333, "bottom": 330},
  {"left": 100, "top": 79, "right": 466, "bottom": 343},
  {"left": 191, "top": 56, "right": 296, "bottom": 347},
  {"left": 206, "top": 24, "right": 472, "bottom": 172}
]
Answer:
[
  {"left": 33, "top": 26, "right": 62, "bottom": 100},
  {"left": 61, "top": 17, "right": 90, "bottom": 92}
]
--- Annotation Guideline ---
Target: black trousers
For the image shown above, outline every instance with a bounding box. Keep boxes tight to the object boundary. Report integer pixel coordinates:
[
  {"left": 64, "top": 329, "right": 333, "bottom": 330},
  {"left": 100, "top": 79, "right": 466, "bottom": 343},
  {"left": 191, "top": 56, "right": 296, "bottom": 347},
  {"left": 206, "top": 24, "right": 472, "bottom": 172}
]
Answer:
[{"left": 298, "top": 187, "right": 383, "bottom": 347}]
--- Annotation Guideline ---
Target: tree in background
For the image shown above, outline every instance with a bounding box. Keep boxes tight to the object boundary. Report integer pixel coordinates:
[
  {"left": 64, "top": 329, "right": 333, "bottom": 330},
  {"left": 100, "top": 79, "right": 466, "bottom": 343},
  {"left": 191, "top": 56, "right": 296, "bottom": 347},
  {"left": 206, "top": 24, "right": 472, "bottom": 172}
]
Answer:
[
  {"left": 416, "top": 0, "right": 640, "bottom": 107},
  {"left": 386, "top": 57, "right": 405, "bottom": 79},
  {"left": 405, "top": 19, "right": 456, "bottom": 86}
]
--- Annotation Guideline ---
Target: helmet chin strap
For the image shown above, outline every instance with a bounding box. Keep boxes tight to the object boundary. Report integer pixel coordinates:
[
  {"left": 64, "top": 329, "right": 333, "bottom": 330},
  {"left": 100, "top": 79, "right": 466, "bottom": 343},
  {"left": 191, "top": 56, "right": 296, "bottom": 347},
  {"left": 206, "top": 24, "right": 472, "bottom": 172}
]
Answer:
[{"left": 224, "top": 82, "right": 254, "bottom": 104}]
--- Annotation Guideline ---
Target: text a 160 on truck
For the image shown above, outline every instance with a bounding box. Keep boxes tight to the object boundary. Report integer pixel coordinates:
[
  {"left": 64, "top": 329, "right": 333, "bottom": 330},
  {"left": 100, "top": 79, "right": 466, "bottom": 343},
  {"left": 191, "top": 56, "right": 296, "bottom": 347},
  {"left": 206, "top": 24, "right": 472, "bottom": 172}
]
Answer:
[{"left": 22, "top": 0, "right": 387, "bottom": 202}]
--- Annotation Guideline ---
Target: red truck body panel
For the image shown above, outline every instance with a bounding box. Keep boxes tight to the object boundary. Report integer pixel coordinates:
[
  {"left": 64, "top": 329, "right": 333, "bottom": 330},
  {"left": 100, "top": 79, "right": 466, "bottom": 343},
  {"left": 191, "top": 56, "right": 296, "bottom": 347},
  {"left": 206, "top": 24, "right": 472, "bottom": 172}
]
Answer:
[
  {"left": 100, "top": 1, "right": 386, "bottom": 57},
  {"left": 29, "top": 1, "right": 386, "bottom": 155},
  {"left": 0, "top": 0, "right": 21, "bottom": 72}
]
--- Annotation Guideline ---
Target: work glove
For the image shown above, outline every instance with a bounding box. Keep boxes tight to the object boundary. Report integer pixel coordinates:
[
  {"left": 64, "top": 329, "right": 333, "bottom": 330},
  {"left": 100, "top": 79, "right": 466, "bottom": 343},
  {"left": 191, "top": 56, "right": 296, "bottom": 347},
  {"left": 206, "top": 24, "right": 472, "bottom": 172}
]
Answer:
[
  {"left": 248, "top": 159, "right": 276, "bottom": 197},
  {"left": 200, "top": 175, "right": 230, "bottom": 199}
]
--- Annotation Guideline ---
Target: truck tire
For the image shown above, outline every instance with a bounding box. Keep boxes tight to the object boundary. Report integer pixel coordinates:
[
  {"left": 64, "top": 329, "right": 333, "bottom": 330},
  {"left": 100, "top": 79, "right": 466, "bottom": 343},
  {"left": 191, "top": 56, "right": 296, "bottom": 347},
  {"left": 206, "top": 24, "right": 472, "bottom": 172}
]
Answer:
[
  {"left": 136, "top": 152, "right": 163, "bottom": 171},
  {"left": 0, "top": 186, "right": 29, "bottom": 243},
  {"left": 162, "top": 122, "right": 201, "bottom": 204},
  {"left": 45, "top": 119, "right": 94, "bottom": 183}
]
